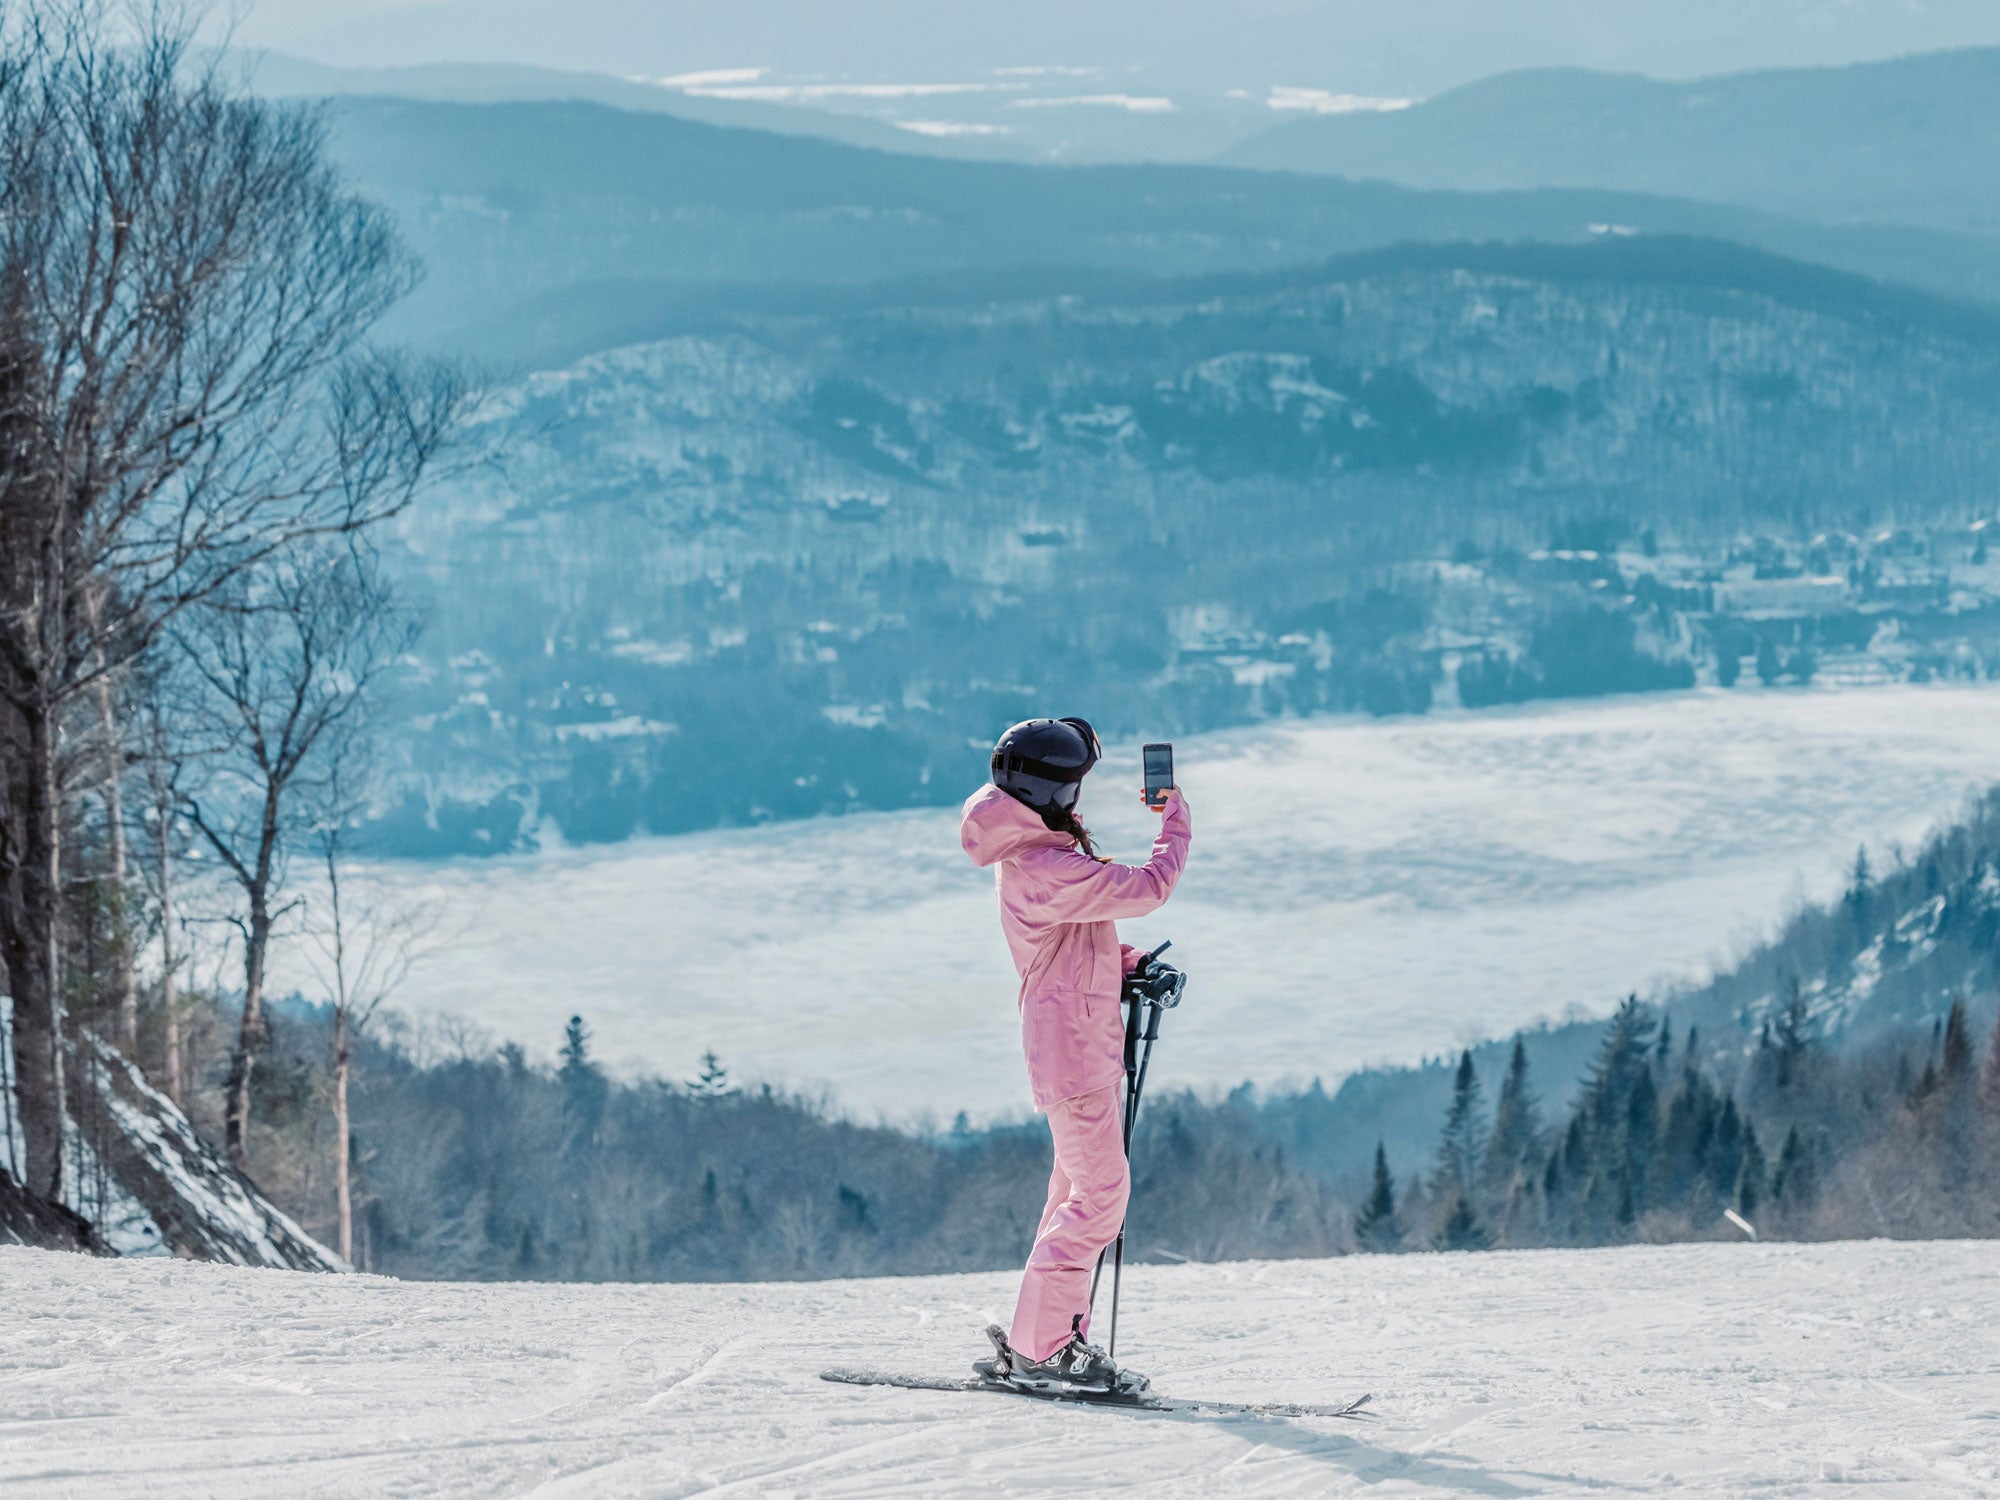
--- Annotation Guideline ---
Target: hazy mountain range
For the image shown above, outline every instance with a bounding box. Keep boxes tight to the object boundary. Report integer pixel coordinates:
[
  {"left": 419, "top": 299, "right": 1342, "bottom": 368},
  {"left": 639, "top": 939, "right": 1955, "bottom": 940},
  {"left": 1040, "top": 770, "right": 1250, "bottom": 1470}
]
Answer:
[
  {"left": 226, "top": 13, "right": 2000, "bottom": 852},
  {"left": 244, "top": 0, "right": 2000, "bottom": 103},
  {"left": 1222, "top": 47, "right": 2000, "bottom": 236},
  {"left": 247, "top": 28, "right": 2000, "bottom": 177},
  {"left": 315, "top": 94, "right": 2000, "bottom": 365}
]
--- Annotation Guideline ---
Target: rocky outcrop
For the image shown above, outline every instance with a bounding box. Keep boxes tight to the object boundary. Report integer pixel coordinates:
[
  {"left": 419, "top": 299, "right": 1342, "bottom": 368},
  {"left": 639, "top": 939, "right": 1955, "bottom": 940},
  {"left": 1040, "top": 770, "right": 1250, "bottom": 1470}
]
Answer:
[
  {"left": 0, "top": 1167, "right": 105, "bottom": 1253},
  {"left": 76, "top": 1037, "right": 345, "bottom": 1272}
]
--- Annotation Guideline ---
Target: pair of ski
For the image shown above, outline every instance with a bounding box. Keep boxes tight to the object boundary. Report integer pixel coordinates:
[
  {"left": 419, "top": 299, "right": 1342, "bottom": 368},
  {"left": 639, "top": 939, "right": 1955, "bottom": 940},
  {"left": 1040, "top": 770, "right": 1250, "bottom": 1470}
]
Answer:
[{"left": 821, "top": 1366, "right": 1373, "bottom": 1420}]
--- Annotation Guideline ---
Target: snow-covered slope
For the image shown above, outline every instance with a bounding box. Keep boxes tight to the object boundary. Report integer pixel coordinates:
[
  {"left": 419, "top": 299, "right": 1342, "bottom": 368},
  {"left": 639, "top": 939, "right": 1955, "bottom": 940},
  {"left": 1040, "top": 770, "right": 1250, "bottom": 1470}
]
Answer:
[{"left": 2, "top": 1239, "right": 1994, "bottom": 1496}]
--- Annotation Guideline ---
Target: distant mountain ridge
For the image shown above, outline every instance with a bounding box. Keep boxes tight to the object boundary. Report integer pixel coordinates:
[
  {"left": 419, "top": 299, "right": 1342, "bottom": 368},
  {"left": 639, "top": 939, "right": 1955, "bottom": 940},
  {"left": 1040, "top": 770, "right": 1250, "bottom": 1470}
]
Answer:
[
  {"left": 473, "top": 236, "right": 2000, "bottom": 377},
  {"left": 239, "top": 50, "right": 940, "bottom": 157},
  {"left": 318, "top": 94, "right": 2000, "bottom": 366},
  {"left": 255, "top": 0, "right": 2000, "bottom": 107},
  {"left": 1220, "top": 47, "right": 2000, "bottom": 237}
]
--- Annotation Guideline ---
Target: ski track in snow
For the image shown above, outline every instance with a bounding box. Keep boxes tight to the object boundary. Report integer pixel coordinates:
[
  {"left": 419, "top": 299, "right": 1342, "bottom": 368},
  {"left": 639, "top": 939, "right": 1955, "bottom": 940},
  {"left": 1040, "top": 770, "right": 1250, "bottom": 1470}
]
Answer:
[
  {"left": 3, "top": 1240, "right": 1997, "bottom": 1497},
  {"left": 267, "top": 685, "right": 2000, "bottom": 1118}
]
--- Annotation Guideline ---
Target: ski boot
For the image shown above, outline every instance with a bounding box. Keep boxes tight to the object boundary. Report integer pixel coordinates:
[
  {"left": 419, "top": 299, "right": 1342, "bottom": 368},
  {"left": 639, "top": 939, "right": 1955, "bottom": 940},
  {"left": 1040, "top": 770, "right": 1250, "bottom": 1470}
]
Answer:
[{"left": 976, "top": 1317, "right": 1149, "bottom": 1397}]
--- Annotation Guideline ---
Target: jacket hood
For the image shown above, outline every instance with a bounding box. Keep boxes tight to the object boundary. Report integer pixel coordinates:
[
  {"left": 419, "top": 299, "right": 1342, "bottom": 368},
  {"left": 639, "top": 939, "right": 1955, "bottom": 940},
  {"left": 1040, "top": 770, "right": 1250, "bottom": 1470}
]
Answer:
[{"left": 960, "top": 782, "right": 1071, "bottom": 868}]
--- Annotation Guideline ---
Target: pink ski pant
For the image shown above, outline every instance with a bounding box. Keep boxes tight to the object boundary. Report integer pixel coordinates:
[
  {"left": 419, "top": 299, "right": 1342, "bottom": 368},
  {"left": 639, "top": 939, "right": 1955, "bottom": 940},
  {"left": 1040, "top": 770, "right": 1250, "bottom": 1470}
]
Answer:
[{"left": 1009, "top": 1083, "right": 1130, "bottom": 1363}]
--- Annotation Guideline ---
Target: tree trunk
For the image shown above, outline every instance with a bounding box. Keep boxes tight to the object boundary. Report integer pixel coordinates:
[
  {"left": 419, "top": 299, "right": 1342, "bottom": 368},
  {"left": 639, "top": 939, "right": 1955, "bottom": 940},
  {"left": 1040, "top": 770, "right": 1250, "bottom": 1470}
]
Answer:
[
  {"left": 159, "top": 876, "right": 181, "bottom": 1112},
  {"left": 97, "top": 684, "right": 138, "bottom": 1057},
  {"left": 85, "top": 591, "right": 138, "bottom": 1058},
  {"left": 144, "top": 717, "right": 183, "bottom": 1106},
  {"left": 334, "top": 1003, "right": 352, "bottom": 1263},
  {"left": 0, "top": 694, "right": 67, "bottom": 1199},
  {"left": 158, "top": 826, "right": 180, "bottom": 1107},
  {"left": 223, "top": 899, "right": 271, "bottom": 1172}
]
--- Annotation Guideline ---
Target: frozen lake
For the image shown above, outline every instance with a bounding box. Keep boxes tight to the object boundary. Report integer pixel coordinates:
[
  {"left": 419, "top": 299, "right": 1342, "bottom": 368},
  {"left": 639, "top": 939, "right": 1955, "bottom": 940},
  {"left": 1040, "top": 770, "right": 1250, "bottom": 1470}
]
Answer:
[{"left": 286, "top": 685, "right": 2000, "bottom": 1119}]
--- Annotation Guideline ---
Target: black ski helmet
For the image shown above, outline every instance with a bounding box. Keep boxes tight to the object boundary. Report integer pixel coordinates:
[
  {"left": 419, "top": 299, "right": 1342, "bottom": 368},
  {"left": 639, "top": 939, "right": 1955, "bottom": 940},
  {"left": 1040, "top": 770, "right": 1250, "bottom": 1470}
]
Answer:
[{"left": 990, "top": 717, "right": 1101, "bottom": 813}]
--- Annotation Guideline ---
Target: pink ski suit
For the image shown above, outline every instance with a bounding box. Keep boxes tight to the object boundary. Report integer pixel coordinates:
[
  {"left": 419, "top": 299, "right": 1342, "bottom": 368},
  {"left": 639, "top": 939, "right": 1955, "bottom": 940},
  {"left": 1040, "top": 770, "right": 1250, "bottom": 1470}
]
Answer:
[{"left": 959, "top": 782, "right": 1192, "bottom": 1362}]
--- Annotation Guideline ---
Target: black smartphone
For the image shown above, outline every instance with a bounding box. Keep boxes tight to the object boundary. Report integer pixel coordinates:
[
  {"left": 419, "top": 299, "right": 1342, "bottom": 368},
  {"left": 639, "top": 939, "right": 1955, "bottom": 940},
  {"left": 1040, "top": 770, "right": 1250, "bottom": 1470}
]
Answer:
[{"left": 1142, "top": 742, "right": 1174, "bottom": 810}]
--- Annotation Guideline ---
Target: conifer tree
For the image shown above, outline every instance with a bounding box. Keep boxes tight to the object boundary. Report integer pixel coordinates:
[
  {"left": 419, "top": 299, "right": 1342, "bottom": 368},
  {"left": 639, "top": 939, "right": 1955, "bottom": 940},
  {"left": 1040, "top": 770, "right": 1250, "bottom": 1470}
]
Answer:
[
  {"left": 1432, "top": 1050, "right": 1487, "bottom": 1198},
  {"left": 1659, "top": 1063, "right": 1717, "bottom": 1211},
  {"left": 1770, "top": 979, "right": 1814, "bottom": 1090},
  {"left": 1562, "top": 1110, "right": 1588, "bottom": 1180},
  {"left": 559, "top": 1015, "right": 591, "bottom": 1075},
  {"left": 1482, "top": 1035, "right": 1542, "bottom": 1192},
  {"left": 1846, "top": 847, "right": 1874, "bottom": 935},
  {"left": 1624, "top": 1065, "right": 1659, "bottom": 1217},
  {"left": 1709, "top": 1096, "right": 1746, "bottom": 1200},
  {"left": 559, "top": 1015, "right": 607, "bottom": 1150},
  {"left": 691, "top": 1050, "right": 734, "bottom": 1099},
  {"left": 1354, "top": 1141, "right": 1402, "bottom": 1252},
  {"left": 1941, "top": 999, "right": 1974, "bottom": 1085},
  {"left": 1584, "top": 998, "right": 1656, "bottom": 1134},
  {"left": 1735, "top": 1124, "right": 1766, "bottom": 1218},
  {"left": 1430, "top": 1051, "right": 1497, "bottom": 1249},
  {"left": 1771, "top": 1125, "right": 1818, "bottom": 1213}
]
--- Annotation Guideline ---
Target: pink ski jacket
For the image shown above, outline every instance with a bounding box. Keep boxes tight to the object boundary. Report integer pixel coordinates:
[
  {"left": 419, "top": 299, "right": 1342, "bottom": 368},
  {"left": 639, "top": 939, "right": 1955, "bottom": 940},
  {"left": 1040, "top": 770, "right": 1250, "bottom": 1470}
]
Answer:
[{"left": 959, "top": 784, "right": 1192, "bottom": 1112}]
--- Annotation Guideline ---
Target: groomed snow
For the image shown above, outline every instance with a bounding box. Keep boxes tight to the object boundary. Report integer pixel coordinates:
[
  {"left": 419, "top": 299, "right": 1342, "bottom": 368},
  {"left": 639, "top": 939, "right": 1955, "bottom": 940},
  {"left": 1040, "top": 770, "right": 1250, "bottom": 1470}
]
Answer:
[
  {"left": 3, "top": 1239, "right": 1995, "bottom": 1496},
  {"left": 281, "top": 686, "right": 2000, "bottom": 1119}
]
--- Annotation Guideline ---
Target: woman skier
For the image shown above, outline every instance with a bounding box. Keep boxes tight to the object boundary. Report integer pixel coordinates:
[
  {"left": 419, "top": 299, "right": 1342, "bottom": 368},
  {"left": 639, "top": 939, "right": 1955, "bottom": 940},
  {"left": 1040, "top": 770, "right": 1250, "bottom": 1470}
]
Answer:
[{"left": 958, "top": 716, "right": 1191, "bottom": 1395}]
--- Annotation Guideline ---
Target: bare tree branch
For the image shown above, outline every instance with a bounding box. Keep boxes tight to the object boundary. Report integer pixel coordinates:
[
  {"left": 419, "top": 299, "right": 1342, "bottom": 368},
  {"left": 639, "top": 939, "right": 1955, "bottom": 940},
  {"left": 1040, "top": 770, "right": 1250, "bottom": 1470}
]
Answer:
[{"left": 0, "top": 0, "right": 470, "bottom": 1197}]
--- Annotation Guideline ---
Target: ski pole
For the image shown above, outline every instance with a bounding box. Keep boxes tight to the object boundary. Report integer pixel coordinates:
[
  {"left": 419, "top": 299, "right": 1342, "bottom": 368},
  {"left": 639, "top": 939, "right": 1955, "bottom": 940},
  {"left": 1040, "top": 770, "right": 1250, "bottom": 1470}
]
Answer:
[
  {"left": 1088, "top": 980, "right": 1145, "bottom": 1314},
  {"left": 1090, "top": 943, "right": 1171, "bottom": 1308},
  {"left": 1088, "top": 942, "right": 1180, "bottom": 1353},
  {"left": 1107, "top": 989, "right": 1167, "bottom": 1358}
]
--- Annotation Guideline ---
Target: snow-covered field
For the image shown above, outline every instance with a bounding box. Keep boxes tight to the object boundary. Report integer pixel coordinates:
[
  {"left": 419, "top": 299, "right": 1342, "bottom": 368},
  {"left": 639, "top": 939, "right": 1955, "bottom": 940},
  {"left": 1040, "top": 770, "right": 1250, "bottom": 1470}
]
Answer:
[
  {"left": 3, "top": 1239, "right": 1996, "bottom": 1496},
  {"left": 283, "top": 686, "right": 2000, "bottom": 1118}
]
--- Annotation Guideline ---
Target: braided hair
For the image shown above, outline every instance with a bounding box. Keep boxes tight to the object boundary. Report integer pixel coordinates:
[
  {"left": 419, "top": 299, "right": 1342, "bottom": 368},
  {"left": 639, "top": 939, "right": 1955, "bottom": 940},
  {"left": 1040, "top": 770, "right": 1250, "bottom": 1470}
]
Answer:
[{"left": 1041, "top": 803, "right": 1098, "bottom": 860}]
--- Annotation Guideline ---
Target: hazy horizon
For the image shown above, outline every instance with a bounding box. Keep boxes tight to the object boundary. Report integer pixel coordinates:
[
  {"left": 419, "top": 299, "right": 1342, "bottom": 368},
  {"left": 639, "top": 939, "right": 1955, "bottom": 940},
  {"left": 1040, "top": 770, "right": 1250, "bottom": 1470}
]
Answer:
[{"left": 231, "top": 0, "right": 2000, "bottom": 102}]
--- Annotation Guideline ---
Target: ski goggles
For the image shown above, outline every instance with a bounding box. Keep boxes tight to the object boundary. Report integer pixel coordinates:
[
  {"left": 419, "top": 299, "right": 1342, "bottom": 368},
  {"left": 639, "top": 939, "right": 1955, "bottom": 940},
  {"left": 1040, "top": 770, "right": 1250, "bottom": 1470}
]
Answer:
[{"left": 1057, "top": 717, "right": 1102, "bottom": 771}]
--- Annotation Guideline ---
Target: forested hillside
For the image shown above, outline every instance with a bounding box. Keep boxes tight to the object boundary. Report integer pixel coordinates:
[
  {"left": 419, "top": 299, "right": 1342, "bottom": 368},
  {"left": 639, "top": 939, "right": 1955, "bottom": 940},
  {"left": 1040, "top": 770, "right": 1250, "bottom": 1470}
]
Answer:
[
  {"left": 1262, "top": 784, "right": 2000, "bottom": 1195},
  {"left": 373, "top": 239, "right": 2000, "bottom": 852}
]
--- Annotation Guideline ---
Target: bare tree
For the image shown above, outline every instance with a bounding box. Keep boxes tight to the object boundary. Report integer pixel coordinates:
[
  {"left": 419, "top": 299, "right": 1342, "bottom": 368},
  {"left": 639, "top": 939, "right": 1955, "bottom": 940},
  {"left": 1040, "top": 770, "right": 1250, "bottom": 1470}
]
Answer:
[
  {"left": 68, "top": 581, "right": 142, "bottom": 1056},
  {"left": 132, "top": 684, "right": 190, "bottom": 1103},
  {"left": 294, "top": 656, "right": 435, "bottom": 1264},
  {"left": 0, "top": 1, "right": 465, "bottom": 1198},
  {"left": 305, "top": 814, "right": 429, "bottom": 1264},
  {"left": 172, "top": 545, "right": 417, "bottom": 1171}
]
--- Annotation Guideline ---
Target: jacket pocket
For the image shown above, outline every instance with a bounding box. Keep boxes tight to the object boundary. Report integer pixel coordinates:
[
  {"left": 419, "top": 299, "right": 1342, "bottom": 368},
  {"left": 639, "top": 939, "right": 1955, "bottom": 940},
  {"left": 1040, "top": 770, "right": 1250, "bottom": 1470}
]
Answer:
[{"left": 1021, "top": 987, "right": 1121, "bottom": 1095}]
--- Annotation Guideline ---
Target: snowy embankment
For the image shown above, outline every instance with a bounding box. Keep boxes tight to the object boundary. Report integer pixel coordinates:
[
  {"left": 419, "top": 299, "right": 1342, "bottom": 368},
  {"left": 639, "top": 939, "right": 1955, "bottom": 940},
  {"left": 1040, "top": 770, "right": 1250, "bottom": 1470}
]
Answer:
[{"left": 3, "top": 1240, "right": 1995, "bottom": 1497}]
